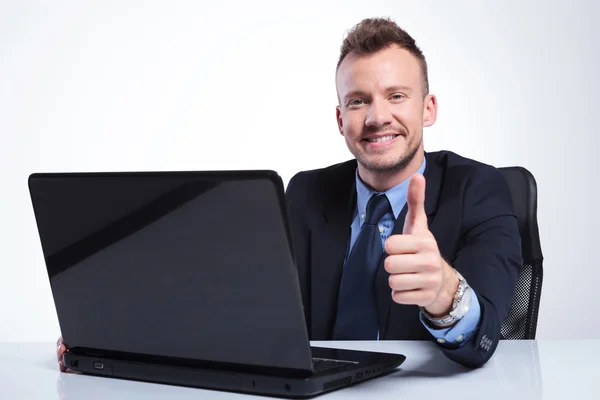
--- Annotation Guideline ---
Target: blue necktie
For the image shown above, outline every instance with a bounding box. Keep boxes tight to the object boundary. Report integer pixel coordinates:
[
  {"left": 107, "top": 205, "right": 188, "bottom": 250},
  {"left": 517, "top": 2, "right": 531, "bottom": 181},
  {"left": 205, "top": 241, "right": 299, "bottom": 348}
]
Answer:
[{"left": 333, "top": 193, "right": 391, "bottom": 340}]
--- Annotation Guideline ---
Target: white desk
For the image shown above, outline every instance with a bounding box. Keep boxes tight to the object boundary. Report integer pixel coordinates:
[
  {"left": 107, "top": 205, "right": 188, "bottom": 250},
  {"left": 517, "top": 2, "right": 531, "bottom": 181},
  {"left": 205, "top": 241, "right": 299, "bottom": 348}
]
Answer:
[{"left": 1, "top": 340, "right": 595, "bottom": 399}]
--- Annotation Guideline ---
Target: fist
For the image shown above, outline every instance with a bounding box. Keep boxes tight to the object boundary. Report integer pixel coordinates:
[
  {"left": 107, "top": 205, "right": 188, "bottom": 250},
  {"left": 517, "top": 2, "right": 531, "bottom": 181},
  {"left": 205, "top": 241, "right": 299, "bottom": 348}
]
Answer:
[
  {"left": 384, "top": 232, "right": 443, "bottom": 308},
  {"left": 384, "top": 174, "right": 457, "bottom": 316}
]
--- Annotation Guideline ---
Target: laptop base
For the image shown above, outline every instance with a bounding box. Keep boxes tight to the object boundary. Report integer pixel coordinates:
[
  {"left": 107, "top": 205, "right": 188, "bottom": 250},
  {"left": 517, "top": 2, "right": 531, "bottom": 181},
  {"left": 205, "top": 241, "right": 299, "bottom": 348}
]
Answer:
[{"left": 64, "top": 346, "right": 405, "bottom": 398}]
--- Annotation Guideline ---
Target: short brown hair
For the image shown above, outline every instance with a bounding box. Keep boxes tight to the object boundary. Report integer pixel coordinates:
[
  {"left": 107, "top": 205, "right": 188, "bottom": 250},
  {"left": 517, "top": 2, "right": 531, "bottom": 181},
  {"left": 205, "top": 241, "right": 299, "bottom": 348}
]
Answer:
[{"left": 337, "top": 18, "right": 429, "bottom": 95}]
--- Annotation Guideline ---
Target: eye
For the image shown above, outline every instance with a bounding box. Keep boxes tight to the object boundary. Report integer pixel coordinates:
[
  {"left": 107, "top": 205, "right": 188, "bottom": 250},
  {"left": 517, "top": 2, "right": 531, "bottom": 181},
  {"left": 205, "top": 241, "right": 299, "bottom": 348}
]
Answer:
[
  {"left": 390, "top": 94, "right": 404, "bottom": 101},
  {"left": 348, "top": 99, "right": 365, "bottom": 106}
]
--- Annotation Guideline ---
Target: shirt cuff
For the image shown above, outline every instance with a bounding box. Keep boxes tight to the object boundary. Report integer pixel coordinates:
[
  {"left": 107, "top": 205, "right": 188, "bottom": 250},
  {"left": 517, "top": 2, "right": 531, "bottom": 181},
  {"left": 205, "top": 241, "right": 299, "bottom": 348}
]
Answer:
[{"left": 419, "top": 287, "right": 481, "bottom": 347}]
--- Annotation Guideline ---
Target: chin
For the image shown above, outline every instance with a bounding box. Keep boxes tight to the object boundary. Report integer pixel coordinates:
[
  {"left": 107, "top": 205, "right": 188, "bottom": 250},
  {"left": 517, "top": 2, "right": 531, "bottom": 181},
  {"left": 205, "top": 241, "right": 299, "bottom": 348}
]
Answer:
[
  {"left": 359, "top": 149, "right": 419, "bottom": 173},
  {"left": 359, "top": 157, "right": 407, "bottom": 173}
]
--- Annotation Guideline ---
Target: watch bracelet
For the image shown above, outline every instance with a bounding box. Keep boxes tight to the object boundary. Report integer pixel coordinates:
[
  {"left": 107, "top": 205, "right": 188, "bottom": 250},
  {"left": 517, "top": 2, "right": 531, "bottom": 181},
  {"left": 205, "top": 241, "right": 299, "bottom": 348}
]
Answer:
[{"left": 421, "top": 269, "right": 471, "bottom": 326}]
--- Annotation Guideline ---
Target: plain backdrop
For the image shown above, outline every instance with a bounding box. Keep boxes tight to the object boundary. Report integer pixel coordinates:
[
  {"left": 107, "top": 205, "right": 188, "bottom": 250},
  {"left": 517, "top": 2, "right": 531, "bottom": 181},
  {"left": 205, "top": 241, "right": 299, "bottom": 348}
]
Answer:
[{"left": 1, "top": 0, "right": 598, "bottom": 342}]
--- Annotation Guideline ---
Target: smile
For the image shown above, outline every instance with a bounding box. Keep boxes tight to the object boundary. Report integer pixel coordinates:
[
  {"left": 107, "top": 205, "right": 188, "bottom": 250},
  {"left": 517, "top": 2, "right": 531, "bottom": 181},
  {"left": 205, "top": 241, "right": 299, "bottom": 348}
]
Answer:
[{"left": 363, "top": 134, "right": 400, "bottom": 143}]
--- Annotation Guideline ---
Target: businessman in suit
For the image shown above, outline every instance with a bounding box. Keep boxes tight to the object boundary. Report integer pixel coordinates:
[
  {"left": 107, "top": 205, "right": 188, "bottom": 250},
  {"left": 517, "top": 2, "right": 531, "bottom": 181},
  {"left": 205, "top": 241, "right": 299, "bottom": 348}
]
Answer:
[
  {"left": 284, "top": 18, "right": 522, "bottom": 368},
  {"left": 57, "top": 17, "right": 521, "bottom": 371}
]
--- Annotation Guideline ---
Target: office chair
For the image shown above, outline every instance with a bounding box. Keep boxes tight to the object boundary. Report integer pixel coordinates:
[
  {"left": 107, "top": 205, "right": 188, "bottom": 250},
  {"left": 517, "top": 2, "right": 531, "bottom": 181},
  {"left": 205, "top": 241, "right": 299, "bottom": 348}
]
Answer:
[{"left": 498, "top": 166, "right": 544, "bottom": 340}]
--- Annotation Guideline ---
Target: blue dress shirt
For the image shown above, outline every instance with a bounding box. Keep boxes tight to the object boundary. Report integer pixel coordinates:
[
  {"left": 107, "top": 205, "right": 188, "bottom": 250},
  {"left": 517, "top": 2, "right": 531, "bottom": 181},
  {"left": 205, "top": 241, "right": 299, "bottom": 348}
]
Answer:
[{"left": 344, "top": 157, "right": 481, "bottom": 346}]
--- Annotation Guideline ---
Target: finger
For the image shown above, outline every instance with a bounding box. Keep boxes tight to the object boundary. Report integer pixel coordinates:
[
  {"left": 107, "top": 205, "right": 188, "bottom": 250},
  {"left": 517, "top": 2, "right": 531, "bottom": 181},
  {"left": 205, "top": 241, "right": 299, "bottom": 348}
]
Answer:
[
  {"left": 57, "top": 344, "right": 66, "bottom": 361},
  {"left": 384, "top": 253, "right": 439, "bottom": 274},
  {"left": 59, "top": 360, "right": 67, "bottom": 372},
  {"left": 388, "top": 272, "right": 431, "bottom": 292},
  {"left": 56, "top": 336, "right": 62, "bottom": 347},
  {"left": 384, "top": 254, "right": 420, "bottom": 274},
  {"left": 391, "top": 289, "right": 432, "bottom": 307},
  {"left": 403, "top": 174, "right": 428, "bottom": 234},
  {"left": 385, "top": 234, "right": 436, "bottom": 255}
]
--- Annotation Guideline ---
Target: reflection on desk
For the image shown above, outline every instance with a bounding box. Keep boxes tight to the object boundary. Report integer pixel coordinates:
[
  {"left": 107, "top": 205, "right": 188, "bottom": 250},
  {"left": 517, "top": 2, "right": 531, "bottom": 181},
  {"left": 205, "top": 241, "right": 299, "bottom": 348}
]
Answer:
[{"left": 1, "top": 340, "right": 596, "bottom": 399}]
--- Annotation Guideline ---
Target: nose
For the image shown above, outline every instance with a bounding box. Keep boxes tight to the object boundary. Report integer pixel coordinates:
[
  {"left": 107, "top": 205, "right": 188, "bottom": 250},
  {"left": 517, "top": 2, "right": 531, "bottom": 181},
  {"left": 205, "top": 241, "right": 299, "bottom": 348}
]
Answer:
[{"left": 365, "top": 98, "right": 393, "bottom": 128}]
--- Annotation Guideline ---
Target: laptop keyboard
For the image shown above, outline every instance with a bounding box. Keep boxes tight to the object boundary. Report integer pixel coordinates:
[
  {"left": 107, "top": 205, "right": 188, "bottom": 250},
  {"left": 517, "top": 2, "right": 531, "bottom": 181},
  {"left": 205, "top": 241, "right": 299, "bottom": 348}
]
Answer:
[{"left": 312, "top": 357, "right": 357, "bottom": 374}]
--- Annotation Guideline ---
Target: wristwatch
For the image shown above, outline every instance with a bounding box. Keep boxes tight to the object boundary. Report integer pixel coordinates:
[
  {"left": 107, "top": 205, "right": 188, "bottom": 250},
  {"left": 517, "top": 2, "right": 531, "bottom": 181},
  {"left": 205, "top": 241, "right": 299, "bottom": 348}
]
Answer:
[{"left": 421, "top": 269, "right": 472, "bottom": 328}]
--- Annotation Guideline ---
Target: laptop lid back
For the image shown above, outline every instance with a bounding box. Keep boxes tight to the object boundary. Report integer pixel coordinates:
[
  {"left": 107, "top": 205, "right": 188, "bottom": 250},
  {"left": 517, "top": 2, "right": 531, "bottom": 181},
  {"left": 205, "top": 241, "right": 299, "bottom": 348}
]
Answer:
[{"left": 28, "top": 170, "right": 313, "bottom": 374}]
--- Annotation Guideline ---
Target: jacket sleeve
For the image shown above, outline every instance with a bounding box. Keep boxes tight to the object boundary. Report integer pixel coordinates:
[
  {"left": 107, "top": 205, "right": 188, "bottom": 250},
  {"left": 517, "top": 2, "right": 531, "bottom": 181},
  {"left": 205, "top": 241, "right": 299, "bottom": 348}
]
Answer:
[{"left": 433, "top": 165, "right": 523, "bottom": 368}]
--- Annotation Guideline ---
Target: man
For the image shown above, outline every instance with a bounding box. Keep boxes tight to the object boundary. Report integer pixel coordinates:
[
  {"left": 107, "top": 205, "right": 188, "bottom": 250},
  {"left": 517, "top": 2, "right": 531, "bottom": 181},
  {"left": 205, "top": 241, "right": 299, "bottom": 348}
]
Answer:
[
  {"left": 284, "top": 17, "right": 522, "bottom": 368},
  {"left": 57, "top": 17, "right": 521, "bottom": 371}
]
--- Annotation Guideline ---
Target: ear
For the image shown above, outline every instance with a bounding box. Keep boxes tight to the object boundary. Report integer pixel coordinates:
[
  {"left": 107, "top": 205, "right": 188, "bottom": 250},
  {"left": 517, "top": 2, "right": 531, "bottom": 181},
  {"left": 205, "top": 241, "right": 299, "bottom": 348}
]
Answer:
[
  {"left": 336, "top": 105, "right": 344, "bottom": 136},
  {"left": 422, "top": 94, "right": 438, "bottom": 128}
]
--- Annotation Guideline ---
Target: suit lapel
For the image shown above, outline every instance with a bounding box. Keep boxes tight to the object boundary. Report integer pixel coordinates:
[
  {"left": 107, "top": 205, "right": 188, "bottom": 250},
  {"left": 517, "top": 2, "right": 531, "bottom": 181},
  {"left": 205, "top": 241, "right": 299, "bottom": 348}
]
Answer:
[
  {"left": 375, "top": 153, "right": 444, "bottom": 337},
  {"left": 310, "top": 161, "right": 357, "bottom": 339}
]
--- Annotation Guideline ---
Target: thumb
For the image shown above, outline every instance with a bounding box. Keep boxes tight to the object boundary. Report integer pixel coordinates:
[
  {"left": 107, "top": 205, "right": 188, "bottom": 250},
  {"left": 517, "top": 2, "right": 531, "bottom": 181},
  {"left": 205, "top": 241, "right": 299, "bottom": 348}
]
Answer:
[{"left": 403, "top": 174, "right": 428, "bottom": 234}]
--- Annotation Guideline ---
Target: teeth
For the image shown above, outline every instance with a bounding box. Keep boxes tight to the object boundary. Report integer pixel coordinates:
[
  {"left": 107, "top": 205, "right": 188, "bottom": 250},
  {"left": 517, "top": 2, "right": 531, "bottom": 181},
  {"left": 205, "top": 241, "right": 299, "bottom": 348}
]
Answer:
[{"left": 368, "top": 135, "right": 395, "bottom": 143}]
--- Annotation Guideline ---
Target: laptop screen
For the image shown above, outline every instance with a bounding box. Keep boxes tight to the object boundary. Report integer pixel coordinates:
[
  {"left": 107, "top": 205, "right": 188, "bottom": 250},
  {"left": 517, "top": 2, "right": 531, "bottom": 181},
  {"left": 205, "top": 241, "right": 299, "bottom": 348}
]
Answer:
[{"left": 29, "top": 171, "right": 313, "bottom": 372}]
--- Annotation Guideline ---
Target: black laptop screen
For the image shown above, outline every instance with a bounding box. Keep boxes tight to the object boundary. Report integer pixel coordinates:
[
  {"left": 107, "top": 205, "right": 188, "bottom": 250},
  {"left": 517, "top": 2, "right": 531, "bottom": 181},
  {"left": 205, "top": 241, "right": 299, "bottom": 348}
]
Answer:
[{"left": 28, "top": 172, "right": 313, "bottom": 372}]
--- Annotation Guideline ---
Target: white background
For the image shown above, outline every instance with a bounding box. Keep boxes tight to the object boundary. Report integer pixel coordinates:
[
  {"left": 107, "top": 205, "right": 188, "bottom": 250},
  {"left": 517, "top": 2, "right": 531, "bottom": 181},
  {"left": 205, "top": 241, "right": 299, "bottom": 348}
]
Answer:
[{"left": 1, "top": 0, "right": 598, "bottom": 342}]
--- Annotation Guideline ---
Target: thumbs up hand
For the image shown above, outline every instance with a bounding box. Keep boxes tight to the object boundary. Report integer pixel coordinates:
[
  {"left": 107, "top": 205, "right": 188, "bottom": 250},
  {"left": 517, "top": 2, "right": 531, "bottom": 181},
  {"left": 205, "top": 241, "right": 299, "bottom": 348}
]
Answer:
[{"left": 384, "top": 174, "right": 459, "bottom": 317}]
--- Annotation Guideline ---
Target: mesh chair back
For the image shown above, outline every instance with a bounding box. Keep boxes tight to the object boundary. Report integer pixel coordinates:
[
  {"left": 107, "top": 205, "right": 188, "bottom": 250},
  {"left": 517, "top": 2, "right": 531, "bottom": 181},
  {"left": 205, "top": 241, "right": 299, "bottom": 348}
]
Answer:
[{"left": 498, "top": 167, "right": 543, "bottom": 339}]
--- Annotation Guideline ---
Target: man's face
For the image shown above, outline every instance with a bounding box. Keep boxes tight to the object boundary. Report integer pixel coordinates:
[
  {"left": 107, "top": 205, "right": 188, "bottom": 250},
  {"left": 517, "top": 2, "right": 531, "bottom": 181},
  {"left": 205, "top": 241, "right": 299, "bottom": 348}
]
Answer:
[{"left": 336, "top": 45, "right": 436, "bottom": 174}]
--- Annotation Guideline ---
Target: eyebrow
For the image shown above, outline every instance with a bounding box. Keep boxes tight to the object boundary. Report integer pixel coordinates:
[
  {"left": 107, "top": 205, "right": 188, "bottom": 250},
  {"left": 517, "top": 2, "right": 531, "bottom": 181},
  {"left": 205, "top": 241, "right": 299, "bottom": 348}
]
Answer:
[
  {"left": 385, "top": 85, "right": 413, "bottom": 93},
  {"left": 343, "top": 85, "right": 414, "bottom": 103}
]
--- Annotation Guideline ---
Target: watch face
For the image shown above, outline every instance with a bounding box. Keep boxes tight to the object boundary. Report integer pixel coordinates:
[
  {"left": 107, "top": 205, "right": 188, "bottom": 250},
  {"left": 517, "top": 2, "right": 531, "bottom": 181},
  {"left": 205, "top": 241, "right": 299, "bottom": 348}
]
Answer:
[
  {"left": 422, "top": 281, "right": 472, "bottom": 325},
  {"left": 453, "top": 286, "right": 472, "bottom": 318}
]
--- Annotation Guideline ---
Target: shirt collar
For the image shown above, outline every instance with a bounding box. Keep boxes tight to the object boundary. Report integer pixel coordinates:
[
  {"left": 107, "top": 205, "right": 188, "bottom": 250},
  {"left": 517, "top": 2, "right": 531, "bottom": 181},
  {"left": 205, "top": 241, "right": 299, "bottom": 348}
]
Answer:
[{"left": 355, "top": 155, "right": 427, "bottom": 221}]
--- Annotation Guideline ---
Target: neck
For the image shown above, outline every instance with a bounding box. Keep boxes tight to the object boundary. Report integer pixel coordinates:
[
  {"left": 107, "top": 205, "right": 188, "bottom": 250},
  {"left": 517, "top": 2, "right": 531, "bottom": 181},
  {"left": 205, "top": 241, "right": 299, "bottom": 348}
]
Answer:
[{"left": 357, "top": 151, "right": 425, "bottom": 192}]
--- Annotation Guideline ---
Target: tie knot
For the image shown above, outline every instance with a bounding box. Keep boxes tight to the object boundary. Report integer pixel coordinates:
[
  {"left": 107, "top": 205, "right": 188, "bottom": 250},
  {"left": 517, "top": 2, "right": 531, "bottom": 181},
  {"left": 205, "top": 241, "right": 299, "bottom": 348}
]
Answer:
[{"left": 365, "top": 194, "right": 391, "bottom": 225}]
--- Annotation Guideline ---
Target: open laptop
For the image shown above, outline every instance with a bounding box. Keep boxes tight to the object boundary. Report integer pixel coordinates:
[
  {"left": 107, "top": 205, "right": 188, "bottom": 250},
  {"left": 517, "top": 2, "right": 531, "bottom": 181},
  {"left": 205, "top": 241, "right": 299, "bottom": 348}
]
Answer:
[{"left": 28, "top": 170, "right": 406, "bottom": 398}]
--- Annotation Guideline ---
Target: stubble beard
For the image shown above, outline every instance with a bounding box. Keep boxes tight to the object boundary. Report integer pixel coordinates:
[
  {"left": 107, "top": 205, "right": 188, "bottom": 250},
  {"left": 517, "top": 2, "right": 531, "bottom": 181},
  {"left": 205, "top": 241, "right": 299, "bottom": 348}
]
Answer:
[{"left": 354, "top": 132, "right": 422, "bottom": 174}]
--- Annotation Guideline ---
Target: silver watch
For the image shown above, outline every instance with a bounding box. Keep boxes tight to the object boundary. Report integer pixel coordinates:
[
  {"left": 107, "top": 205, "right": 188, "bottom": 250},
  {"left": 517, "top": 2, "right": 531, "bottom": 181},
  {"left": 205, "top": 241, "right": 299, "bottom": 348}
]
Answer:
[{"left": 421, "top": 269, "right": 472, "bottom": 327}]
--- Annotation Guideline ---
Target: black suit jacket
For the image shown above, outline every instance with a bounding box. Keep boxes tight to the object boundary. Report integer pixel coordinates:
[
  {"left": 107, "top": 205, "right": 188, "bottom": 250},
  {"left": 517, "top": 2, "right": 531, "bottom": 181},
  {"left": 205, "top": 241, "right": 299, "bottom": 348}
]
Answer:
[{"left": 285, "top": 150, "right": 522, "bottom": 368}]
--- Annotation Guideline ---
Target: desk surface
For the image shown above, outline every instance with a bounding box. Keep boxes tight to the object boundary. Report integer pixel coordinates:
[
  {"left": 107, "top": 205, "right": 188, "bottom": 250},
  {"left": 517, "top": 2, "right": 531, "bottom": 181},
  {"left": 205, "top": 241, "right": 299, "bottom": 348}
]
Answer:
[{"left": 0, "top": 340, "right": 594, "bottom": 399}]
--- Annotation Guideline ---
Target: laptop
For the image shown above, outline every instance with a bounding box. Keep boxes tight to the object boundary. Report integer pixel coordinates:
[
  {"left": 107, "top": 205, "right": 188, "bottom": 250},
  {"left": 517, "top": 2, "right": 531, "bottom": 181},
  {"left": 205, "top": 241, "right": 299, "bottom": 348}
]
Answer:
[{"left": 28, "top": 170, "right": 406, "bottom": 398}]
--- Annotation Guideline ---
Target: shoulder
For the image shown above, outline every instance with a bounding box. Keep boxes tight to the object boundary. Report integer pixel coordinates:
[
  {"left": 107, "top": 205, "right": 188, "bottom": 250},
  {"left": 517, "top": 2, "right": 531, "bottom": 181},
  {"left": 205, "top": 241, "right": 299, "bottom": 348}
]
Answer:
[
  {"left": 427, "top": 150, "right": 507, "bottom": 188},
  {"left": 428, "top": 150, "right": 514, "bottom": 221},
  {"left": 427, "top": 150, "right": 498, "bottom": 174},
  {"left": 286, "top": 159, "right": 357, "bottom": 197}
]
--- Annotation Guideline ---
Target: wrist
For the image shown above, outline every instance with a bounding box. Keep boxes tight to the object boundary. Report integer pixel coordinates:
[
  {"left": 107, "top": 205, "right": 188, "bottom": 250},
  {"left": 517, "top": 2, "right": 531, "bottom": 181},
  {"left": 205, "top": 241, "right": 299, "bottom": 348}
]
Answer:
[
  {"left": 425, "top": 262, "right": 459, "bottom": 317},
  {"left": 421, "top": 267, "right": 471, "bottom": 328}
]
